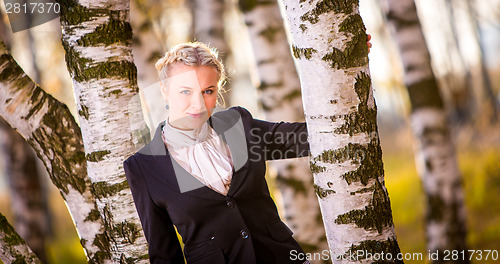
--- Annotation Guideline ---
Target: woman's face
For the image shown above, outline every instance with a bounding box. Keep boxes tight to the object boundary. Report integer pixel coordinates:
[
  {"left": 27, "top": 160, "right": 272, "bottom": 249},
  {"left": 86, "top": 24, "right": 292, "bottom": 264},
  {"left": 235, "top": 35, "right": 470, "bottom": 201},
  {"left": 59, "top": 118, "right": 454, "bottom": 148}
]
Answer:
[{"left": 162, "top": 64, "right": 219, "bottom": 130}]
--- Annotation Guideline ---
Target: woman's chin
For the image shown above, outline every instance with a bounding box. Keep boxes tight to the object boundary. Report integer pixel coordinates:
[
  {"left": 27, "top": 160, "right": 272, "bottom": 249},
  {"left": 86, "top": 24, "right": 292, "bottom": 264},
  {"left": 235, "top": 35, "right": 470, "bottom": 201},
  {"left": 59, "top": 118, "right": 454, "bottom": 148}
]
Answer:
[
  {"left": 169, "top": 113, "right": 210, "bottom": 130},
  {"left": 185, "top": 119, "right": 209, "bottom": 130}
]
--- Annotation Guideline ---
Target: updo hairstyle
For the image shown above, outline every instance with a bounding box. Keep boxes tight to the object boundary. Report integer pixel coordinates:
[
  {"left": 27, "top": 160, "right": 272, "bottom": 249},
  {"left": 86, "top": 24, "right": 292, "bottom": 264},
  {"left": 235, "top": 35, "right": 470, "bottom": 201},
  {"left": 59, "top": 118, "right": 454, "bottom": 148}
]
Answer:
[{"left": 155, "top": 42, "right": 227, "bottom": 106}]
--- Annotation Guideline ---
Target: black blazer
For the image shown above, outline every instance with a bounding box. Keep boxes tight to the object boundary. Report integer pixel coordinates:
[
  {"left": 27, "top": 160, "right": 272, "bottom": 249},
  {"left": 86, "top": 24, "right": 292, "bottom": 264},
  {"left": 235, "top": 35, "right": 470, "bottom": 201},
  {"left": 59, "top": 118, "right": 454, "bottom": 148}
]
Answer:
[{"left": 123, "top": 106, "right": 310, "bottom": 264}]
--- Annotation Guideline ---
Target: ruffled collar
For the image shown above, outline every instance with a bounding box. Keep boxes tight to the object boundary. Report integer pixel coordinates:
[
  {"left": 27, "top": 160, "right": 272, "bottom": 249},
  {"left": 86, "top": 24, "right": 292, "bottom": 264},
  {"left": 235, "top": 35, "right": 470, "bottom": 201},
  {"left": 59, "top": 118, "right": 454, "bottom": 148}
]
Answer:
[{"left": 161, "top": 118, "right": 212, "bottom": 149}]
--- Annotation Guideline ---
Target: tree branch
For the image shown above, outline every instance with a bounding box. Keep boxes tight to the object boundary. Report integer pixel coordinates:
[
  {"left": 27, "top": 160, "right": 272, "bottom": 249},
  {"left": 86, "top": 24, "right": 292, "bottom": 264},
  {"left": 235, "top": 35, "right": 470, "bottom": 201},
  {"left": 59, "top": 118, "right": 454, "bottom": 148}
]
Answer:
[
  {"left": 0, "top": 212, "right": 42, "bottom": 264},
  {"left": 0, "top": 38, "right": 110, "bottom": 263}
]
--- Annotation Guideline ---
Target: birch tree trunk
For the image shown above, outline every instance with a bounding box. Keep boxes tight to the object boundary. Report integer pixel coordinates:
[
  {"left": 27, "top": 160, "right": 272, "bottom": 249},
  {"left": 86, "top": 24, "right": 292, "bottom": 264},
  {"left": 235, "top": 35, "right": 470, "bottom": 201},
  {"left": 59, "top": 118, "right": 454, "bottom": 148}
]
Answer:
[
  {"left": 0, "top": 12, "right": 50, "bottom": 263},
  {"left": 446, "top": 0, "right": 498, "bottom": 122},
  {"left": 190, "top": 0, "right": 227, "bottom": 54},
  {"left": 0, "top": 117, "right": 50, "bottom": 263},
  {"left": 279, "top": 1, "right": 402, "bottom": 262},
  {"left": 0, "top": 38, "right": 110, "bottom": 263},
  {"left": 442, "top": 0, "right": 475, "bottom": 122},
  {"left": 0, "top": 212, "right": 42, "bottom": 264},
  {"left": 58, "top": 0, "right": 151, "bottom": 262},
  {"left": 130, "top": 0, "right": 168, "bottom": 132},
  {"left": 189, "top": 0, "right": 232, "bottom": 106},
  {"left": 131, "top": 0, "right": 165, "bottom": 88},
  {"left": 383, "top": 0, "right": 469, "bottom": 261},
  {"left": 412, "top": 0, "right": 471, "bottom": 123},
  {"left": 237, "top": 0, "right": 328, "bottom": 259}
]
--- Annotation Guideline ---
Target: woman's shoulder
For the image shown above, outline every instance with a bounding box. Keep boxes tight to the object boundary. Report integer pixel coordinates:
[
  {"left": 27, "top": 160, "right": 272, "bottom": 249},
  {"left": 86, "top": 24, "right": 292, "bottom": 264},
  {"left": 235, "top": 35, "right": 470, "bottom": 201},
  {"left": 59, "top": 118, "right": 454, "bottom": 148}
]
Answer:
[
  {"left": 123, "top": 152, "right": 145, "bottom": 167},
  {"left": 209, "top": 106, "right": 255, "bottom": 131},
  {"left": 212, "top": 106, "right": 253, "bottom": 121},
  {"left": 231, "top": 106, "right": 252, "bottom": 116}
]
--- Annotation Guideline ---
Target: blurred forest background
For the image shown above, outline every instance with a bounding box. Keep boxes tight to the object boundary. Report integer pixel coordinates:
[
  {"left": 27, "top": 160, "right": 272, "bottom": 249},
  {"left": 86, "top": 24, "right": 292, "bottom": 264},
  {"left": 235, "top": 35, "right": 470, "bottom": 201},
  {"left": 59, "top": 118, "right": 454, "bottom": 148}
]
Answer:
[{"left": 0, "top": 0, "right": 499, "bottom": 263}]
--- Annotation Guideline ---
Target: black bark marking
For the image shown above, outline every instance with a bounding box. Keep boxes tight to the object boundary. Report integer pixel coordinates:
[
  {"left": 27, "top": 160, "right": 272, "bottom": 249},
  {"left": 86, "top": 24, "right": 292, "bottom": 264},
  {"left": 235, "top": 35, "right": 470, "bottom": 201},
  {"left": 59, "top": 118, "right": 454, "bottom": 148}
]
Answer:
[
  {"left": 314, "top": 184, "right": 336, "bottom": 199},
  {"left": 312, "top": 143, "right": 367, "bottom": 165},
  {"left": 350, "top": 185, "right": 374, "bottom": 195},
  {"left": 258, "top": 80, "right": 284, "bottom": 91},
  {"left": 257, "top": 58, "right": 276, "bottom": 66},
  {"left": 25, "top": 83, "right": 46, "bottom": 121},
  {"left": 322, "top": 34, "right": 368, "bottom": 70},
  {"left": 425, "top": 159, "right": 433, "bottom": 172},
  {"left": 343, "top": 238, "right": 403, "bottom": 263},
  {"left": 341, "top": 141, "right": 383, "bottom": 185},
  {"left": 0, "top": 53, "right": 33, "bottom": 90},
  {"left": 309, "top": 160, "right": 326, "bottom": 174},
  {"left": 385, "top": 2, "right": 420, "bottom": 30},
  {"left": 85, "top": 207, "right": 102, "bottom": 222},
  {"left": 62, "top": 40, "right": 138, "bottom": 84},
  {"left": 276, "top": 175, "right": 307, "bottom": 195},
  {"left": 301, "top": 0, "right": 355, "bottom": 24},
  {"left": 283, "top": 89, "right": 302, "bottom": 101},
  {"left": 407, "top": 78, "right": 444, "bottom": 111},
  {"left": 259, "top": 25, "right": 280, "bottom": 43},
  {"left": 79, "top": 104, "right": 90, "bottom": 120},
  {"left": 335, "top": 179, "right": 394, "bottom": 233},
  {"left": 58, "top": 0, "right": 105, "bottom": 26},
  {"left": 77, "top": 12, "right": 133, "bottom": 47},
  {"left": 238, "top": 0, "right": 274, "bottom": 13},
  {"left": 339, "top": 14, "right": 365, "bottom": 36},
  {"left": 93, "top": 181, "right": 130, "bottom": 199},
  {"left": 292, "top": 45, "right": 317, "bottom": 60},
  {"left": 86, "top": 150, "right": 111, "bottom": 162},
  {"left": 115, "top": 221, "right": 140, "bottom": 244},
  {"left": 90, "top": 233, "right": 112, "bottom": 263},
  {"left": 335, "top": 72, "right": 377, "bottom": 136},
  {"left": 426, "top": 193, "right": 445, "bottom": 222}
]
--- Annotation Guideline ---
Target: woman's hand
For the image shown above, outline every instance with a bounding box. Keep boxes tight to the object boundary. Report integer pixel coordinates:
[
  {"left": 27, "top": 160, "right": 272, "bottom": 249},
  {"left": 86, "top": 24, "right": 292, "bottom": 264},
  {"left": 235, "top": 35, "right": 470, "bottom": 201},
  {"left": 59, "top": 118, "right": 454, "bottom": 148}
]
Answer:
[{"left": 367, "top": 34, "right": 373, "bottom": 53}]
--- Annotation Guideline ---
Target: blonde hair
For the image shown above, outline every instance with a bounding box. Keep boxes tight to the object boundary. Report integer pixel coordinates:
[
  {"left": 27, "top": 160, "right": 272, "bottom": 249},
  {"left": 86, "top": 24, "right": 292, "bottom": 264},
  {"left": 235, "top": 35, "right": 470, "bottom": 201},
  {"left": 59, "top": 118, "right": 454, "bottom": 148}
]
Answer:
[{"left": 155, "top": 42, "right": 227, "bottom": 106}]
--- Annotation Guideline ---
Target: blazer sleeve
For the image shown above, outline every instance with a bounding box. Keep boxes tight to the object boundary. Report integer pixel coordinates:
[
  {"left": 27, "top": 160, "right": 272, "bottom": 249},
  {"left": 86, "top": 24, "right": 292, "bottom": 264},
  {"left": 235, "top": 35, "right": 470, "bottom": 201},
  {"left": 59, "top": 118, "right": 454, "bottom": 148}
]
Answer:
[
  {"left": 123, "top": 155, "right": 185, "bottom": 264},
  {"left": 236, "top": 107, "right": 310, "bottom": 160}
]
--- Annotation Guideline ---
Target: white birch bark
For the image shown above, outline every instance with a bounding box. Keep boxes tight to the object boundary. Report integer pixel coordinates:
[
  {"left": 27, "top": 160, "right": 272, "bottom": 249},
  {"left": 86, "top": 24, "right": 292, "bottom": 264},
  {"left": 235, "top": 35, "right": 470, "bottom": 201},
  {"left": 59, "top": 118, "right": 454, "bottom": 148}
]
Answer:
[
  {"left": 237, "top": 0, "right": 327, "bottom": 258},
  {"left": 279, "top": 1, "right": 402, "bottom": 263},
  {"left": 0, "top": 213, "right": 42, "bottom": 264},
  {"left": 383, "top": 0, "right": 469, "bottom": 261},
  {"left": 0, "top": 40, "right": 108, "bottom": 262},
  {"left": 58, "top": 0, "right": 151, "bottom": 262}
]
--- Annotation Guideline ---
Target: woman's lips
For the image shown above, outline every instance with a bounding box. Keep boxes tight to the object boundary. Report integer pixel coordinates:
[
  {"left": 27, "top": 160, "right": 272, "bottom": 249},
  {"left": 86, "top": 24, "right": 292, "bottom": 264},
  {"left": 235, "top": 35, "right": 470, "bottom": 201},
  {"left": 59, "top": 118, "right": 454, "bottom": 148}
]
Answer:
[{"left": 188, "top": 112, "right": 204, "bottom": 118}]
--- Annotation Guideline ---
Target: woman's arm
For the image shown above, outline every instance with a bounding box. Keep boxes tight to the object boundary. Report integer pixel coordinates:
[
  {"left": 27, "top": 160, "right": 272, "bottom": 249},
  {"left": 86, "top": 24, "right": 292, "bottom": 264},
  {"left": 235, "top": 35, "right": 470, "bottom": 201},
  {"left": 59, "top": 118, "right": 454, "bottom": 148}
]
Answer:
[
  {"left": 237, "top": 107, "right": 310, "bottom": 160},
  {"left": 123, "top": 156, "right": 185, "bottom": 264}
]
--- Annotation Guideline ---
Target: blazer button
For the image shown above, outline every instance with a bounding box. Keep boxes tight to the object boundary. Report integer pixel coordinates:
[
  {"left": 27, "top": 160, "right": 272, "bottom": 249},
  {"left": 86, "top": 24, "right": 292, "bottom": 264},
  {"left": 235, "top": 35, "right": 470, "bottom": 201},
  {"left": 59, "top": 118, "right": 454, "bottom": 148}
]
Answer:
[
  {"left": 240, "top": 230, "right": 248, "bottom": 239},
  {"left": 226, "top": 200, "right": 235, "bottom": 208}
]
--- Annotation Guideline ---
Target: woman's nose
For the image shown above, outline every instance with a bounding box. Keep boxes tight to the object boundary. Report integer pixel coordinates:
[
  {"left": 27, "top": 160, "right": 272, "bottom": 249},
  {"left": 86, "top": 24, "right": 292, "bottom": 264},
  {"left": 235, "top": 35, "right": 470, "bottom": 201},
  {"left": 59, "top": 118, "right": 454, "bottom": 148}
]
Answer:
[{"left": 190, "top": 92, "right": 205, "bottom": 110}]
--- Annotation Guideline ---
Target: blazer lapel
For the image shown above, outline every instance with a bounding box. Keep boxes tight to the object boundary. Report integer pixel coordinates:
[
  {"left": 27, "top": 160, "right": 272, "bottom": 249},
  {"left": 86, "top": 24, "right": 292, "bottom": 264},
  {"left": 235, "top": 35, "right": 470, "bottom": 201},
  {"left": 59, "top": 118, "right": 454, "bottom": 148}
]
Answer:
[
  {"left": 209, "top": 108, "right": 250, "bottom": 196},
  {"left": 137, "top": 108, "right": 251, "bottom": 200}
]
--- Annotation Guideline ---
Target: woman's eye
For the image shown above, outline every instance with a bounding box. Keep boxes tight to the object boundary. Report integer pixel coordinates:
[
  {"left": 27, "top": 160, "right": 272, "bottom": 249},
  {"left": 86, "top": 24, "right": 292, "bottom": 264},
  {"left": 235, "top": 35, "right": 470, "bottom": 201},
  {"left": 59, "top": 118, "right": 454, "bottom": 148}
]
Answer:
[
  {"left": 181, "top": 90, "right": 190, "bottom": 94},
  {"left": 204, "top": 90, "right": 214, "bottom": 95}
]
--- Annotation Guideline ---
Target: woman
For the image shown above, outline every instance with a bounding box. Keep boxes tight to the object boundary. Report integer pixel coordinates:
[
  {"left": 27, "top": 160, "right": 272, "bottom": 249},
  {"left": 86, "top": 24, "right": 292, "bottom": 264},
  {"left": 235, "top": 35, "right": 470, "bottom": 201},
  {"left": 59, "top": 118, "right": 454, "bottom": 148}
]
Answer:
[{"left": 123, "top": 42, "right": 312, "bottom": 264}]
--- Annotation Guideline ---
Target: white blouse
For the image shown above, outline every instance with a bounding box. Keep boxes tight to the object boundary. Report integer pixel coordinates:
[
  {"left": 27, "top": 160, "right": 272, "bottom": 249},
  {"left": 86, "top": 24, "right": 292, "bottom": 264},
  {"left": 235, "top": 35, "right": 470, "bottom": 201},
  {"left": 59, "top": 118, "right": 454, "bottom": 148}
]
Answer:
[{"left": 161, "top": 119, "right": 233, "bottom": 195}]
